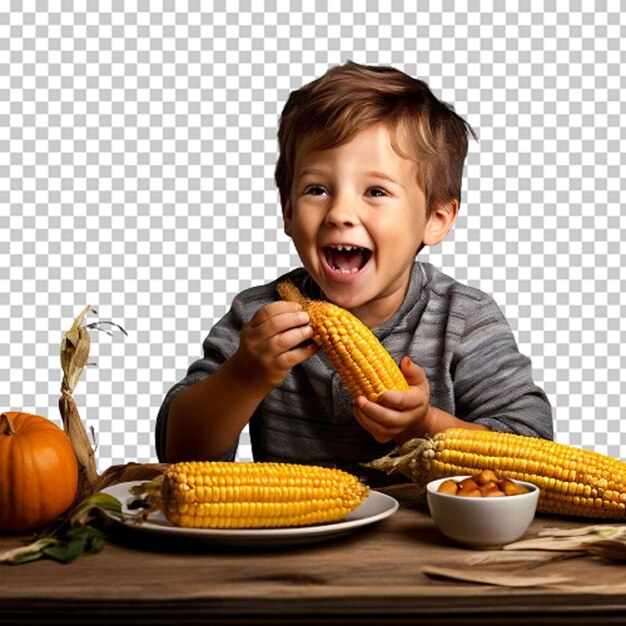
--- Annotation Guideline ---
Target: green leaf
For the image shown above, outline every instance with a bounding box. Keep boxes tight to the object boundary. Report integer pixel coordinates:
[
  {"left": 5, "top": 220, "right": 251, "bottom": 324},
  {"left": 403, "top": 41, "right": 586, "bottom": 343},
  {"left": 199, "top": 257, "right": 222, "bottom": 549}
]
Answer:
[
  {"left": 0, "top": 537, "right": 61, "bottom": 565},
  {"left": 0, "top": 493, "right": 125, "bottom": 566},
  {"left": 68, "top": 493, "right": 123, "bottom": 527},
  {"left": 42, "top": 526, "right": 106, "bottom": 564}
]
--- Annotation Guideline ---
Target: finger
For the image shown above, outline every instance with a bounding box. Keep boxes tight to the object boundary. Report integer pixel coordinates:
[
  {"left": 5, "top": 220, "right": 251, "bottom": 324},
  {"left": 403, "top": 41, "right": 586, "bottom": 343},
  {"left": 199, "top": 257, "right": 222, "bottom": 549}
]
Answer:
[
  {"left": 275, "top": 341, "right": 320, "bottom": 369},
  {"left": 377, "top": 387, "right": 422, "bottom": 411},
  {"left": 355, "top": 396, "right": 408, "bottom": 430},
  {"left": 272, "top": 324, "right": 315, "bottom": 354},
  {"left": 353, "top": 405, "right": 399, "bottom": 443},
  {"left": 251, "top": 307, "right": 311, "bottom": 338},
  {"left": 400, "top": 356, "right": 427, "bottom": 387},
  {"left": 249, "top": 301, "right": 304, "bottom": 327}
]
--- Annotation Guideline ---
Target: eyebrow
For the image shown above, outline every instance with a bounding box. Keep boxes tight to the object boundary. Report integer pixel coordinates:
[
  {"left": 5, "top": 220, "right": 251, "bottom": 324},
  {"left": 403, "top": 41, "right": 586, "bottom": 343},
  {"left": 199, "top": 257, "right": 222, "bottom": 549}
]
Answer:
[
  {"left": 296, "top": 168, "right": 326, "bottom": 181},
  {"left": 297, "top": 168, "right": 405, "bottom": 189},
  {"left": 364, "top": 171, "right": 405, "bottom": 190}
]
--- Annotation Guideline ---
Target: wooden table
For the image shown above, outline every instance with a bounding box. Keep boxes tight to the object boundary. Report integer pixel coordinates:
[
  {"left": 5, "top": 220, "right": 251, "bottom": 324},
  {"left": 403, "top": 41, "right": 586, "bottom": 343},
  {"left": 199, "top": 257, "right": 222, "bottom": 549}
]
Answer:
[{"left": 1, "top": 500, "right": 626, "bottom": 625}]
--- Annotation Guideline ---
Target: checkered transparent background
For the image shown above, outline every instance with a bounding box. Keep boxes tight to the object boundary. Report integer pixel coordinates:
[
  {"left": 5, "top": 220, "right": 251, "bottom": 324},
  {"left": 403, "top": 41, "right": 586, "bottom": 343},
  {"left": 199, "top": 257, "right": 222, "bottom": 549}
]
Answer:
[{"left": 2, "top": 2, "right": 625, "bottom": 471}]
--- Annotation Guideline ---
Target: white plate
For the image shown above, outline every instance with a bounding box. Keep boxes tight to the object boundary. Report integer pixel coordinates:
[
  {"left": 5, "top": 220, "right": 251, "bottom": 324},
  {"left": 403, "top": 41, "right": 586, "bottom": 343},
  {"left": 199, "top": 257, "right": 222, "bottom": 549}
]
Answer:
[{"left": 101, "top": 481, "right": 399, "bottom": 547}]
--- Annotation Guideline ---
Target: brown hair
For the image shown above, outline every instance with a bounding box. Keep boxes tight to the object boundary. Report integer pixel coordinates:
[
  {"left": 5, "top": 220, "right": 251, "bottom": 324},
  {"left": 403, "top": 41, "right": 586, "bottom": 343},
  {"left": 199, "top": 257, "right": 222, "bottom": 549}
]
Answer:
[{"left": 275, "top": 61, "right": 476, "bottom": 216}]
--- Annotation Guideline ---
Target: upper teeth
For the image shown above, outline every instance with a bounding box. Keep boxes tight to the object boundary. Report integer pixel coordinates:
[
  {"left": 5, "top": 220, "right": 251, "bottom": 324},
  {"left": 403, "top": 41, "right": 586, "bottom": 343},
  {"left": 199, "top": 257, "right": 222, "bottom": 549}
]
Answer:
[{"left": 331, "top": 245, "right": 361, "bottom": 251}]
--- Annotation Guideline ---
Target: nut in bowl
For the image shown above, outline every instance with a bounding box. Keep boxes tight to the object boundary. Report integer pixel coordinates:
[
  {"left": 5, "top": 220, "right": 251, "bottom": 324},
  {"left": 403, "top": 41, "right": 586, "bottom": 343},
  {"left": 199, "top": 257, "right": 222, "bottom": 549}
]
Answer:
[{"left": 426, "top": 473, "right": 540, "bottom": 549}]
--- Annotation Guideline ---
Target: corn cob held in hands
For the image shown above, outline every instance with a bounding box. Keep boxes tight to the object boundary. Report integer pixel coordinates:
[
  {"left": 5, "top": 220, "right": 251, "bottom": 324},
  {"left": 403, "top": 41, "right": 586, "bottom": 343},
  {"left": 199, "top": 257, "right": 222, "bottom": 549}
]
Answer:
[
  {"left": 132, "top": 461, "right": 369, "bottom": 529},
  {"left": 277, "top": 281, "right": 409, "bottom": 402},
  {"left": 365, "top": 428, "right": 626, "bottom": 520}
]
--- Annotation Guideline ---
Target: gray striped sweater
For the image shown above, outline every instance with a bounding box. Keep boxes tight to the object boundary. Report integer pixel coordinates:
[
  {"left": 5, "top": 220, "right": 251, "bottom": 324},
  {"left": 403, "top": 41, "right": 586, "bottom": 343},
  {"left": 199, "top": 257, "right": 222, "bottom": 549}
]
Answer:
[{"left": 155, "top": 263, "right": 553, "bottom": 486}]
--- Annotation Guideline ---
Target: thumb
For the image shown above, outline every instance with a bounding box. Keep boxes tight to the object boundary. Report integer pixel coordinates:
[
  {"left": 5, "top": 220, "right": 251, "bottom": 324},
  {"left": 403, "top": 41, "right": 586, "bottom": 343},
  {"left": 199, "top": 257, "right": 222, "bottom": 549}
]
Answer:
[{"left": 400, "top": 356, "right": 427, "bottom": 387}]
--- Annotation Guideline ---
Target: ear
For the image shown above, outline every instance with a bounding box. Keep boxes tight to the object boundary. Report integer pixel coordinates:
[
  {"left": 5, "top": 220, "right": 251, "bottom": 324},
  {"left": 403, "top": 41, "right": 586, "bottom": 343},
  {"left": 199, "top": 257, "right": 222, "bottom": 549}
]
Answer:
[
  {"left": 282, "top": 197, "right": 293, "bottom": 238},
  {"left": 422, "top": 199, "right": 459, "bottom": 247}
]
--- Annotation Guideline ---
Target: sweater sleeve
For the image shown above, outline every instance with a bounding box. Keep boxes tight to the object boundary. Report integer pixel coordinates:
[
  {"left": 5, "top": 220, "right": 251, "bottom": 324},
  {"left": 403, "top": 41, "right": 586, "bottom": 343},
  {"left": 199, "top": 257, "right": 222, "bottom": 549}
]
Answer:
[{"left": 451, "top": 296, "right": 553, "bottom": 439}]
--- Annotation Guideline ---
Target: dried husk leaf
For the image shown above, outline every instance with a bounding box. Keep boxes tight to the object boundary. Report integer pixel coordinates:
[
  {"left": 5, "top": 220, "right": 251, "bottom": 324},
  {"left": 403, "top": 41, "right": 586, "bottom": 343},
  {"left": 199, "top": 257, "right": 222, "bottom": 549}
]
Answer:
[
  {"left": 59, "top": 305, "right": 100, "bottom": 501},
  {"left": 422, "top": 565, "right": 571, "bottom": 587},
  {"left": 59, "top": 306, "right": 98, "bottom": 501},
  {"left": 92, "top": 462, "right": 169, "bottom": 492},
  {"left": 504, "top": 524, "right": 626, "bottom": 561},
  {"left": 585, "top": 540, "right": 626, "bottom": 561},
  {"left": 58, "top": 306, "right": 128, "bottom": 501},
  {"left": 363, "top": 437, "right": 430, "bottom": 495}
]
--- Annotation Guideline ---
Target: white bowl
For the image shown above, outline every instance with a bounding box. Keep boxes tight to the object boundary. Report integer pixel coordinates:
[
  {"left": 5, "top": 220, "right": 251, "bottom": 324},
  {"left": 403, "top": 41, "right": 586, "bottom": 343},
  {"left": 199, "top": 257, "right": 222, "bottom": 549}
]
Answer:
[{"left": 426, "top": 475, "right": 540, "bottom": 549}]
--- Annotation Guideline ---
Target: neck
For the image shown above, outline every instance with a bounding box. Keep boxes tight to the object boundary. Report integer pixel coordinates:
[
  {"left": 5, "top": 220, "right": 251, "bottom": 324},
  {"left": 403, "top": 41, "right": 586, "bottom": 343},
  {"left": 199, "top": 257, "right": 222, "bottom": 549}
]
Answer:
[{"left": 350, "top": 286, "right": 408, "bottom": 329}]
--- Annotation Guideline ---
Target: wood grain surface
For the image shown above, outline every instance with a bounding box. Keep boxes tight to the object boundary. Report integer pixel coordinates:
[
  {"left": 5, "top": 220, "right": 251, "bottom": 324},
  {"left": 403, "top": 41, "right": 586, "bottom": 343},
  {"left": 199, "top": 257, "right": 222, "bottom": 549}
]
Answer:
[{"left": 1, "top": 502, "right": 626, "bottom": 625}]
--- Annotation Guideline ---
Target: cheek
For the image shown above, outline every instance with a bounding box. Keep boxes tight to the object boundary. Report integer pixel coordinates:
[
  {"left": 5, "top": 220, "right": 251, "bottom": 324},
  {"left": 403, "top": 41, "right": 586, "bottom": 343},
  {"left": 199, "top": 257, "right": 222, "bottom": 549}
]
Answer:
[
  {"left": 370, "top": 216, "right": 424, "bottom": 256},
  {"left": 290, "top": 207, "right": 318, "bottom": 237},
  {"left": 370, "top": 213, "right": 412, "bottom": 238}
]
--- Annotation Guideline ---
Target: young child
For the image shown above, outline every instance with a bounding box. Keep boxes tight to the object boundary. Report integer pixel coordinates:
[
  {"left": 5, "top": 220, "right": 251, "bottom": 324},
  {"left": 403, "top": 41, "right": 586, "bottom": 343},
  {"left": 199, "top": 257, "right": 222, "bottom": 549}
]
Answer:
[{"left": 155, "top": 61, "right": 552, "bottom": 485}]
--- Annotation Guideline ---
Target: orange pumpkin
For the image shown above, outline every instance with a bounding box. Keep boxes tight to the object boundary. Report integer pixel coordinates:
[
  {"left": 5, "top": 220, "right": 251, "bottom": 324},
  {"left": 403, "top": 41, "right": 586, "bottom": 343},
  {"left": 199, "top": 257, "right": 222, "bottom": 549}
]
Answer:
[{"left": 0, "top": 411, "right": 79, "bottom": 532}]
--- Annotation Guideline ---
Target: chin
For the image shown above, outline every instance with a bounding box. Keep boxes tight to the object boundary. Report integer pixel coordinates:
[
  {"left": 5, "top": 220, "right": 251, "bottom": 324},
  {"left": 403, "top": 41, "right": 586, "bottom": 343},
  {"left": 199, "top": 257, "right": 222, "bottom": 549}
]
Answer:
[{"left": 321, "top": 286, "right": 369, "bottom": 311}]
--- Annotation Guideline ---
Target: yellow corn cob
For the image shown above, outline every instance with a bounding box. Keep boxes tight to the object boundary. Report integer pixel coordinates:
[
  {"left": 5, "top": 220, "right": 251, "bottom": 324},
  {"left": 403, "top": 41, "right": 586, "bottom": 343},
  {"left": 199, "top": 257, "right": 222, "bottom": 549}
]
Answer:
[
  {"left": 277, "top": 280, "right": 409, "bottom": 402},
  {"left": 366, "top": 428, "right": 626, "bottom": 520},
  {"left": 134, "top": 461, "right": 369, "bottom": 529}
]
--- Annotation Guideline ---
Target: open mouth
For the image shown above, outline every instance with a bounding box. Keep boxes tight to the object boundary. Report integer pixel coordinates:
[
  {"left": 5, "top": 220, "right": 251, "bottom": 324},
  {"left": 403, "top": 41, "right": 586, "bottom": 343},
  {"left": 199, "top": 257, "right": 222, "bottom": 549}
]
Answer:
[{"left": 323, "top": 245, "right": 372, "bottom": 274}]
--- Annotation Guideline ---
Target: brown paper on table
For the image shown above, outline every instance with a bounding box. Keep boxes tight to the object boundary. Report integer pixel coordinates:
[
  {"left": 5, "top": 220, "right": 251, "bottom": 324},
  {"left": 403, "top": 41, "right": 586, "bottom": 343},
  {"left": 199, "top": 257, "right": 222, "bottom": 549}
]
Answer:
[
  {"left": 505, "top": 524, "right": 626, "bottom": 561},
  {"left": 422, "top": 565, "right": 571, "bottom": 587}
]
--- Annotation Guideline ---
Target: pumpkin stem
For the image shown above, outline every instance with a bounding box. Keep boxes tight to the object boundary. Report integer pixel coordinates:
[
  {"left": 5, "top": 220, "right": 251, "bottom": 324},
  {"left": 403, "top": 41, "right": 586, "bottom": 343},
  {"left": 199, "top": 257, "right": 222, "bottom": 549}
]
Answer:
[{"left": 0, "top": 413, "right": 15, "bottom": 436}]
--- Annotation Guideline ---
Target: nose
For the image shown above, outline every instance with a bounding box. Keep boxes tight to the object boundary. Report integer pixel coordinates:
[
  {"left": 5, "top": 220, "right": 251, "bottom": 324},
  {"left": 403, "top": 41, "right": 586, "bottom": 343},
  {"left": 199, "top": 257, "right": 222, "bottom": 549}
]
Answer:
[{"left": 324, "top": 193, "right": 359, "bottom": 227}]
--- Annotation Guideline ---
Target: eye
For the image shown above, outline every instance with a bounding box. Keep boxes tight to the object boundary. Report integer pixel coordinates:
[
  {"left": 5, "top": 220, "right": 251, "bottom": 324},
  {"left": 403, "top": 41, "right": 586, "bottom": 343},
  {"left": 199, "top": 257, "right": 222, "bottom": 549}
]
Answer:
[
  {"left": 367, "top": 187, "right": 388, "bottom": 198},
  {"left": 303, "top": 185, "right": 328, "bottom": 197}
]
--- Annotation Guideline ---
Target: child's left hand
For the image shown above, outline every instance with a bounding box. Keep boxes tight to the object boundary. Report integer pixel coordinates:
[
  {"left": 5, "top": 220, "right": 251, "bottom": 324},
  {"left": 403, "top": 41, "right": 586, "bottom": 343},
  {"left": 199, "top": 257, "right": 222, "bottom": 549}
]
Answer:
[{"left": 352, "top": 356, "right": 433, "bottom": 443}]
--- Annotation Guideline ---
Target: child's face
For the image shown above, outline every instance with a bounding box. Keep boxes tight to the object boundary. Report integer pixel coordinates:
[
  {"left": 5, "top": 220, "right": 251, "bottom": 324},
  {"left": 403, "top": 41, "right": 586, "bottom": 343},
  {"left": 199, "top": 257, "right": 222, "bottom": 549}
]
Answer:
[{"left": 284, "top": 122, "right": 457, "bottom": 327}]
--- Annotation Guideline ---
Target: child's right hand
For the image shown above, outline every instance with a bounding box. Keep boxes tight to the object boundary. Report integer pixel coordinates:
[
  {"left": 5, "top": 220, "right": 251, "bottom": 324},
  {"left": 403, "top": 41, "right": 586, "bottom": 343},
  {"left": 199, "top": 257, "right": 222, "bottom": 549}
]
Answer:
[{"left": 232, "top": 301, "right": 319, "bottom": 391}]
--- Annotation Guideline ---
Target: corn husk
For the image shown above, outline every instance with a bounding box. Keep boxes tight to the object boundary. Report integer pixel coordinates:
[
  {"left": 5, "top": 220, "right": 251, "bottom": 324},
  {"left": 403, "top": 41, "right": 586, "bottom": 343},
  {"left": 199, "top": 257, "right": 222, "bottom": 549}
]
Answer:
[
  {"left": 59, "top": 306, "right": 127, "bottom": 501},
  {"left": 92, "top": 462, "right": 168, "bottom": 493}
]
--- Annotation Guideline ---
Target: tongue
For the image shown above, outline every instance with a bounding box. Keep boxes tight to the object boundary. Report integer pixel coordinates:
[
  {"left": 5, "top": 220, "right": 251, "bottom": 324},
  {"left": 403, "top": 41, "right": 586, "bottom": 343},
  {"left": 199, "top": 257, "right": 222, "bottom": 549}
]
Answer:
[{"left": 329, "top": 249, "right": 365, "bottom": 272}]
